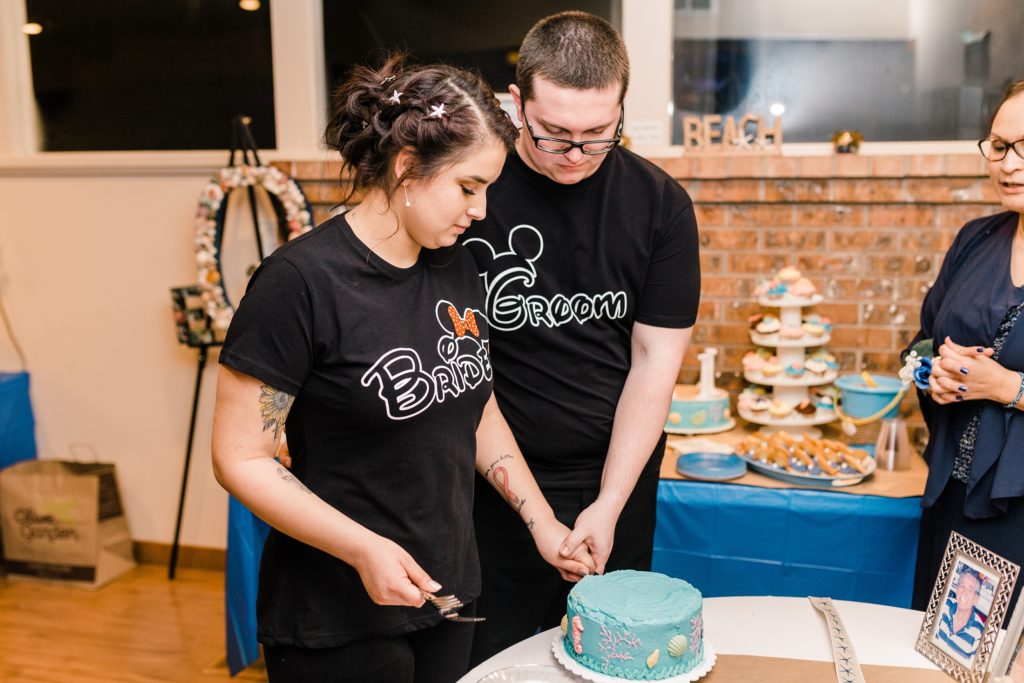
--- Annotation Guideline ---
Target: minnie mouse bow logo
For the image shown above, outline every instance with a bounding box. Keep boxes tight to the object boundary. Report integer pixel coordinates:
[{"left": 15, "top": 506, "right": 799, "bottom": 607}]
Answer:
[{"left": 447, "top": 305, "right": 479, "bottom": 338}]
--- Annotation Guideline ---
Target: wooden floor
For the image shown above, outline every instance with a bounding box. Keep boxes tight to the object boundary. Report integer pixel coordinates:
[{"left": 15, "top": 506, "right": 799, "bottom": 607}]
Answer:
[{"left": 0, "top": 565, "right": 267, "bottom": 683}]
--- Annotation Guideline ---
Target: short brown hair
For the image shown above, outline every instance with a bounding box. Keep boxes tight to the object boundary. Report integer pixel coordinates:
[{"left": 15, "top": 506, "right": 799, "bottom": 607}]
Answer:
[
  {"left": 516, "top": 11, "right": 629, "bottom": 104},
  {"left": 325, "top": 53, "right": 517, "bottom": 206},
  {"left": 997, "top": 80, "right": 1024, "bottom": 111}
]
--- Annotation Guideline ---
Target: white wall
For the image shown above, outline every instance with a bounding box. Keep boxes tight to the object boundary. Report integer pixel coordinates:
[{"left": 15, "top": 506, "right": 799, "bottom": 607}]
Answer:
[{"left": 0, "top": 158, "right": 231, "bottom": 548}]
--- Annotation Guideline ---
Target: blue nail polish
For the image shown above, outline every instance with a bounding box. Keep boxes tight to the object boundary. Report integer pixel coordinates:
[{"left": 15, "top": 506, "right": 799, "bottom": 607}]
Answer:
[
  {"left": 960, "top": 367, "right": 969, "bottom": 375},
  {"left": 959, "top": 385, "right": 967, "bottom": 392},
  {"left": 976, "top": 347, "right": 985, "bottom": 353},
  {"left": 956, "top": 395, "right": 964, "bottom": 401}
]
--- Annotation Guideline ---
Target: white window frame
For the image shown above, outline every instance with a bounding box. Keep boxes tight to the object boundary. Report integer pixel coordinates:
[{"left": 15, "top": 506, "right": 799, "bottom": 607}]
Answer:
[{"left": 0, "top": 0, "right": 976, "bottom": 168}]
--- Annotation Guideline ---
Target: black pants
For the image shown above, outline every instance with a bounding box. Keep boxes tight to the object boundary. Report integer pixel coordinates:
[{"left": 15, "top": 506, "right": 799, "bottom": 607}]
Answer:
[
  {"left": 913, "top": 479, "right": 1024, "bottom": 627},
  {"left": 264, "top": 613, "right": 476, "bottom": 683},
  {"left": 468, "top": 462, "right": 660, "bottom": 667}
]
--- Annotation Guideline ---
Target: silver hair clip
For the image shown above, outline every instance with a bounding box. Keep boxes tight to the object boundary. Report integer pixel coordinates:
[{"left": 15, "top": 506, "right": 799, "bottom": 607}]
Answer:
[
  {"left": 388, "top": 90, "right": 402, "bottom": 105},
  {"left": 380, "top": 75, "right": 396, "bottom": 87},
  {"left": 427, "top": 103, "right": 447, "bottom": 119}
]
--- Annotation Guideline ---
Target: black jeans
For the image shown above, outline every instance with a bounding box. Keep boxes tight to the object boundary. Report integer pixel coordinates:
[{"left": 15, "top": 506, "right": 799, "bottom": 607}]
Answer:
[
  {"left": 468, "top": 463, "right": 660, "bottom": 667},
  {"left": 264, "top": 613, "right": 476, "bottom": 683}
]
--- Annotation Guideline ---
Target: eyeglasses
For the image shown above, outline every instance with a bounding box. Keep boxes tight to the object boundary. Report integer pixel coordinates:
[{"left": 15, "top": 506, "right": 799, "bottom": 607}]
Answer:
[
  {"left": 978, "top": 137, "right": 1024, "bottom": 162},
  {"left": 520, "top": 105, "right": 624, "bottom": 155}
]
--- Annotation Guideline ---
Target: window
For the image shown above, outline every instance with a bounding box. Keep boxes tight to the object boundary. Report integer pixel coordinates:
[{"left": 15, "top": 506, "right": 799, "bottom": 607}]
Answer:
[
  {"left": 321, "top": 0, "right": 620, "bottom": 97},
  {"left": 671, "top": 0, "right": 1024, "bottom": 144},
  {"left": 24, "top": 0, "right": 276, "bottom": 151}
]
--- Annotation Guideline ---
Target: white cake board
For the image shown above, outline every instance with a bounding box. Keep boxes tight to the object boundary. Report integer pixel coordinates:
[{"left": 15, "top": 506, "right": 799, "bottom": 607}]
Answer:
[{"left": 551, "top": 633, "right": 716, "bottom": 683}]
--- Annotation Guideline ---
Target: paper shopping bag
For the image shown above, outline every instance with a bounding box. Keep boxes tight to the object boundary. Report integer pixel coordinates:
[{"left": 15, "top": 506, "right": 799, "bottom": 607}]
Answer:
[{"left": 0, "top": 460, "right": 134, "bottom": 588}]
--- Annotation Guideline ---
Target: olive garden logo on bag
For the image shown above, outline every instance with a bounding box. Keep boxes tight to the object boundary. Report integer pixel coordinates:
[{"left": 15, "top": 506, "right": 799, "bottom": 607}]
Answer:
[{"left": 0, "top": 460, "right": 134, "bottom": 588}]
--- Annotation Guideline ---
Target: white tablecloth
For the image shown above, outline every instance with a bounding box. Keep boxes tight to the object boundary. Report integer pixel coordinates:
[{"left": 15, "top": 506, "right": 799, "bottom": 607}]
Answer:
[{"left": 459, "top": 596, "right": 941, "bottom": 682}]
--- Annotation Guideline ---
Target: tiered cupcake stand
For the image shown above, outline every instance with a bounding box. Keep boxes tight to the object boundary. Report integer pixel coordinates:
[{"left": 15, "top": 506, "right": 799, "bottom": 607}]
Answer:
[{"left": 739, "top": 293, "right": 837, "bottom": 434}]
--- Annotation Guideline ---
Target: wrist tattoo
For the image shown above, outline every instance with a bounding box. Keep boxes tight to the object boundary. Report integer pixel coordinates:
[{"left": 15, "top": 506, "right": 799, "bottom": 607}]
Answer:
[
  {"left": 526, "top": 518, "right": 535, "bottom": 530},
  {"left": 277, "top": 466, "right": 310, "bottom": 493}
]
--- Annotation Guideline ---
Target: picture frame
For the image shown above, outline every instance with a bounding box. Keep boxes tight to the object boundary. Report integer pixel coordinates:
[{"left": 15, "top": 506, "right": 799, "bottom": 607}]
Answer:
[
  {"left": 990, "top": 595, "right": 1024, "bottom": 683},
  {"left": 915, "top": 531, "right": 1020, "bottom": 683},
  {"left": 170, "top": 285, "right": 224, "bottom": 348}
]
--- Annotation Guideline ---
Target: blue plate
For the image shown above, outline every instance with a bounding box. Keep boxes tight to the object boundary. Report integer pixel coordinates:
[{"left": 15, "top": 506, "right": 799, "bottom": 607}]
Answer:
[{"left": 675, "top": 452, "right": 747, "bottom": 482}]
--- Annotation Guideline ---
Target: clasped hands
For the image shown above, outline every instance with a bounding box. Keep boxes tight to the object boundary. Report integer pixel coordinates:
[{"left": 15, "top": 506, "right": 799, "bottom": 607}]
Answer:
[{"left": 928, "top": 336, "right": 1019, "bottom": 406}]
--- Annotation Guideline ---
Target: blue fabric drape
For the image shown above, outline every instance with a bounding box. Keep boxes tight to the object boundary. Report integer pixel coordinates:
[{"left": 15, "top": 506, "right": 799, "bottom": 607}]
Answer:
[
  {"left": 0, "top": 372, "right": 36, "bottom": 468},
  {"left": 226, "top": 496, "right": 269, "bottom": 676},
  {"left": 652, "top": 480, "right": 921, "bottom": 607}
]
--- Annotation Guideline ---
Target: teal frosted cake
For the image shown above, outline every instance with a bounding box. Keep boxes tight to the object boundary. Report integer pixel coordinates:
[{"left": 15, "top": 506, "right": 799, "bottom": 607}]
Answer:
[{"left": 562, "top": 570, "right": 704, "bottom": 680}]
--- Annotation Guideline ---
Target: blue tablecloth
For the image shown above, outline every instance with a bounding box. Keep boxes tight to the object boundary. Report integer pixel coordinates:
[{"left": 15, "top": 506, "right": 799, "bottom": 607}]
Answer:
[
  {"left": 225, "top": 479, "right": 923, "bottom": 673},
  {"left": 652, "top": 479, "right": 922, "bottom": 608}
]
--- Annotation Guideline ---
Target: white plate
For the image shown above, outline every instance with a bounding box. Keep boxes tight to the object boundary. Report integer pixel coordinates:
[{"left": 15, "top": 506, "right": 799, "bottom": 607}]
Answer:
[
  {"left": 551, "top": 633, "right": 716, "bottom": 683},
  {"left": 477, "top": 664, "right": 579, "bottom": 682}
]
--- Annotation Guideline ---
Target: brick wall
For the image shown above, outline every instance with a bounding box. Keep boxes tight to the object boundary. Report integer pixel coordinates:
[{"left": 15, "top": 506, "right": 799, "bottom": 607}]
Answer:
[{"left": 279, "top": 153, "right": 1003, "bottom": 424}]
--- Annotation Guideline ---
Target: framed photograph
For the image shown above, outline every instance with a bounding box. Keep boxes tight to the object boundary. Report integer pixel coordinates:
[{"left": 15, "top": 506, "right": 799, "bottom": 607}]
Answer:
[
  {"left": 990, "top": 596, "right": 1024, "bottom": 683},
  {"left": 915, "top": 531, "right": 1020, "bottom": 682},
  {"left": 170, "top": 285, "right": 224, "bottom": 348}
]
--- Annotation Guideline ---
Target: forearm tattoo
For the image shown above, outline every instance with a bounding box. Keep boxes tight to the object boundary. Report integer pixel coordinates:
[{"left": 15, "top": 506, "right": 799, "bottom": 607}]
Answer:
[
  {"left": 259, "top": 385, "right": 294, "bottom": 442},
  {"left": 482, "top": 453, "right": 512, "bottom": 479},
  {"left": 487, "top": 454, "right": 527, "bottom": 515},
  {"left": 277, "top": 466, "right": 310, "bottom": 493}
]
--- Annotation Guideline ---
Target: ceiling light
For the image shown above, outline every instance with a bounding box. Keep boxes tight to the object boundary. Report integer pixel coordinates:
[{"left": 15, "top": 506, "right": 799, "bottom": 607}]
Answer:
[
  {"left": 22, "top": 22, "right": 43, "bottom": 36},
  {"left": 769, "top": 102, "right": 786, "bottom": 117},
  {"left": 239, "top": 0, "right": 261, "bottom": 10}
]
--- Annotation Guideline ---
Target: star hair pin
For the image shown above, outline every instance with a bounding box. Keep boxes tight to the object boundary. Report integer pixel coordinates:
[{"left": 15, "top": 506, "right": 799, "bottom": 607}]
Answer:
[
  {"left": 427, "top": 103, "right": 447, "bottom": 119},
  {"left": 388, "top": 89, "right": 402, "bottom": 105}
]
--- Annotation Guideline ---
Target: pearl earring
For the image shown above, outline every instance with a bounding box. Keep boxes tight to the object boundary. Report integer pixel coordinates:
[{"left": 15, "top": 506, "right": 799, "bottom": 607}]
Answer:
[{"left": 403, "top": 185, "right": 412, "bottom": 208}]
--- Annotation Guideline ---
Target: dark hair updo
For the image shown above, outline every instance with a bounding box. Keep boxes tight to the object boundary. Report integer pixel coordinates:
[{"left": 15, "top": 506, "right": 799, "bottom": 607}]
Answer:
[{"left": 325, "top": 53, "right": 518, "bottom": 205}]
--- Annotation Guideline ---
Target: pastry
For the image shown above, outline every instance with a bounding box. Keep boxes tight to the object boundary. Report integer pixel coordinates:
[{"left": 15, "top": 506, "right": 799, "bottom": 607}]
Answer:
[
  {"left": 761, "top": 358, "right": 783, "bottom": 376},
  {"left": 768, "top": 400, "right": 793, "bottom": 417},
  {"left": 755, "top": 316, "right": 781, "bottom": 334}
]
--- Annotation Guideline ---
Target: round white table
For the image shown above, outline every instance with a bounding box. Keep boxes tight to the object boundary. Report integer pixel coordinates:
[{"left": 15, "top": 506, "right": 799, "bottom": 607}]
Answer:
[{"left": 459, "top": 596, "right": 942, "bottom": 682}]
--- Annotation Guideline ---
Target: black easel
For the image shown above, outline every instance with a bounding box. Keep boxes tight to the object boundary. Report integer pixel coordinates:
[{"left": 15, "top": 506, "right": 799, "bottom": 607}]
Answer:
[{"left": 168, "top": 116, "right": 271, "bottom": 579}]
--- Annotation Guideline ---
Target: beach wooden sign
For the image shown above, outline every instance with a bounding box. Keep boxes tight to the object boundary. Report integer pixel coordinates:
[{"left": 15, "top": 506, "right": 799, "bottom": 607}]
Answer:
[{"left": 681, "top": 113, "right": 783, "bottom": 154}]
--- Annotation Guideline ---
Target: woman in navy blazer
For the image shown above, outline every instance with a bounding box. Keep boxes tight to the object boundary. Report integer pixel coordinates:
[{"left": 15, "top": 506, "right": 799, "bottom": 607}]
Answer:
[{"left": 908, "top": 80, "right": 1024, "bottom": 621}]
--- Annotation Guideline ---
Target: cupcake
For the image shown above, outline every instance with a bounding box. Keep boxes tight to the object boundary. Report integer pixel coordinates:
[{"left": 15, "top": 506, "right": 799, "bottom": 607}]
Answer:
[
  {"left": 795, "top": 398, "right": 817, "bottom": 415},
  {"left": 768, "top": 400, "right": 793, "bottom": 417},
  {"left": 802, "top": 321, "right": 826, "bottom": 337},
  {"left": 804, "top": 358, "right": 828, "bottom": 375},
  {"left": 790, "top": 277, "right": 817, "bottom": 297},
  {"left": 784, "top": 363, "right": 805, "bottom": 378},
  {"left": 749, "top": 396, "right": 772, "bottom": 412},
  {"left": 776, "top": 266, "right": 802, "bottom": 283},
  {"left": 755, "top": 316, "right": 781, "bottom": 334},
  {"left": 767, "top": 283, "right": 788, "bottom": 299},
  {"left": 761, "top": 358, "right": 783, "bottom": 376},
  {"left": 742, "top": 351, "right": 766, "bottom": 372},
  {"left": 748, "top": 312, "right": 765, "bottom": 329}
]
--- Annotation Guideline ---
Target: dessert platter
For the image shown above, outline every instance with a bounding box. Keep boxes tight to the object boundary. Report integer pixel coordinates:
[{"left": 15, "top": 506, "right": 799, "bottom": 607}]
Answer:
[
  {"left": 553, "top": 570, "right": 715, "bottom": 682},
  {"left": 738, "top": 267, "right": 837, "bottom": 433},
  {"left": 665, "top": 348, "right": 734, "bottom": 435},
  {"left": 732, "top": 430, "right": 876, "bottom": 487}
]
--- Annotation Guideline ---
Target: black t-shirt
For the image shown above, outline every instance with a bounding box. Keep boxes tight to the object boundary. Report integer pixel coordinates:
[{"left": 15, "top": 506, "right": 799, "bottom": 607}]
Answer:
[
  {"left": 220, "top": 213, "right": 493, "bottom": 648},
  {"left": 460, "top": 148, "right": 700, "bottom": 487}
]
